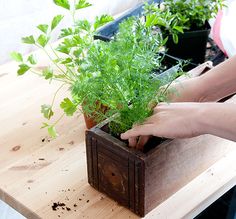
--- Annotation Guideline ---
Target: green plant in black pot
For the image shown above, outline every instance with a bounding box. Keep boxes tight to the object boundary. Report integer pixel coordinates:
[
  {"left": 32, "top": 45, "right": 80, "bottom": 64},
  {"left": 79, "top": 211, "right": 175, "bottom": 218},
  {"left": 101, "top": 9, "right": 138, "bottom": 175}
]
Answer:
[
  {"left": 145, "top": 0, "right": 225, "bottom": 64},
  {"left": 11, "top": 0, "right": 184, "bottom": 138}
]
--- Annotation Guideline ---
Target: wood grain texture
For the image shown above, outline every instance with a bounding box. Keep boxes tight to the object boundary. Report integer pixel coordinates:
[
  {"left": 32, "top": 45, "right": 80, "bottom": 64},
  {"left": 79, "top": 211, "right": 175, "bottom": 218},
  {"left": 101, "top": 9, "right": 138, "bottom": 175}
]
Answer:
[{"left": 1, "top": 56, "right": 236, "bottom": 219}]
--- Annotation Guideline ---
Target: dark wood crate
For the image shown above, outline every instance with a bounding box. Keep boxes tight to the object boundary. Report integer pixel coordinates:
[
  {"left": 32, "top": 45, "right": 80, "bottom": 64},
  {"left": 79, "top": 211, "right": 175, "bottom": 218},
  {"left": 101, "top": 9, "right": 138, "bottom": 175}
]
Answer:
[{"left": 86, "top": 123, "right": 232, "bottom": 217}]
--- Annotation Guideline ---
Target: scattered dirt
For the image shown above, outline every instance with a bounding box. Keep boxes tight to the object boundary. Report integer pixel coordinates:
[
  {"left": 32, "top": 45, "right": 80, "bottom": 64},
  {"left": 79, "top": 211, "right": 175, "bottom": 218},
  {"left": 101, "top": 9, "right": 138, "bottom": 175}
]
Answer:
[
  {"left": 59, "top": 147, "right": 64, "bottom": 151},
  {"left": 68, "top": 140, "right": 74, "bottom": 145},
  {"left": 11, "top": 145, "right": 21, "bottom": 151},
  {"left": 38, "top": 158, "right": 45, "bottom": 161},
  {"left": 51, "top": 202, "right": 66, "bottom": 211},
  {"left": 41, "top": 137, "right": 51, "bottom": 143}
]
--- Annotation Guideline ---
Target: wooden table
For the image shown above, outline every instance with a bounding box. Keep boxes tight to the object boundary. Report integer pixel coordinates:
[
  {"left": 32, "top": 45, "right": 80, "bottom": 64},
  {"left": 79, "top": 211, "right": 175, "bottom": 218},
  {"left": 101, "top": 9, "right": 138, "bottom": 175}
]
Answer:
[{"left": 1, "top": 57, "right": 236, "bottom": 219}]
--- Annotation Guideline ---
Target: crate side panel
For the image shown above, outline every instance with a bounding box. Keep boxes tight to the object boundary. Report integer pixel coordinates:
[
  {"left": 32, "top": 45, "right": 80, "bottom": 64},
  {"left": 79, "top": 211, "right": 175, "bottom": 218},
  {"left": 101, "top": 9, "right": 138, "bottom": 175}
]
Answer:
[{"left": 144, "top": 136, "right": 234, "bottom": 214}]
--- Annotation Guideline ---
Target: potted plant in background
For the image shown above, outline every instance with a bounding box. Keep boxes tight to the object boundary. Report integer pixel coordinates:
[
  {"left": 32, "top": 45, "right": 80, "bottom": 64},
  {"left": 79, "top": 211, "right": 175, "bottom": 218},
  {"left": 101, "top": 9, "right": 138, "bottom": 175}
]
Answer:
[{"left": 144, "top": 0, "right": 225, "bottom": 64}]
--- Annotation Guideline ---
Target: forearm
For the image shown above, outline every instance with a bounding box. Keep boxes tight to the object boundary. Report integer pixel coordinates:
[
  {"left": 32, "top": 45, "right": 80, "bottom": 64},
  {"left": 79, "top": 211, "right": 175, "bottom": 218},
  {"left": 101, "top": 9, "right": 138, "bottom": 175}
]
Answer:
[
  {"left": 198, "top": 55, "right": 236, "bottom": 102},
  {"left": 170, "top": 55, "right": 236, "bottom": 102},
  {"left": 198, "top": 103, "right": 236, "bottom": 141}
]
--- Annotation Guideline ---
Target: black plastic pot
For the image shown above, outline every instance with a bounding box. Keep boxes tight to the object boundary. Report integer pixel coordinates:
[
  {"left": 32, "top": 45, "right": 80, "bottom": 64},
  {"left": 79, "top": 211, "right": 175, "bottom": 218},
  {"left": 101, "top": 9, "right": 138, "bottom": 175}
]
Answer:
[{"left": 166, "top": 23, "right": 211, "bottom": 64}]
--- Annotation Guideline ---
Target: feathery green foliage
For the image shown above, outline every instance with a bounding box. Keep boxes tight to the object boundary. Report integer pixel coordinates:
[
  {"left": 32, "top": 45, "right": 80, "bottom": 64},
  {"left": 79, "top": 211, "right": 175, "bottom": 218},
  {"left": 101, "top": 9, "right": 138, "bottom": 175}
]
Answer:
[{"left": 12, "top": 0, "right": 183, "bottom": 137}]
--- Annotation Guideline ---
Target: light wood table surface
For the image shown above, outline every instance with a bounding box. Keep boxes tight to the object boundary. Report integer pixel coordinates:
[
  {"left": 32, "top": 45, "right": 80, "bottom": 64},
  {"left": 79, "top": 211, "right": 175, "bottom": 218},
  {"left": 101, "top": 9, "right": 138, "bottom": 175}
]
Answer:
[{"left": 1, "top": 58, "right": 236, "bottom": 219}]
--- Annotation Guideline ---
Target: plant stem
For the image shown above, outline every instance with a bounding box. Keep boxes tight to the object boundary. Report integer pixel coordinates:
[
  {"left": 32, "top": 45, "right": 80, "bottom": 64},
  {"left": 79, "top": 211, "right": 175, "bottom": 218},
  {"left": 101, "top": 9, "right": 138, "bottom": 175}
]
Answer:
[
  {"left": 35, "top": 44, "right": 74, "bottom": 82},
  {"left": 52, "top": 113, "right": 65, "bottom": 127},
  {"left": 51, "top": 83, "right": 67, "bottom": 107}
]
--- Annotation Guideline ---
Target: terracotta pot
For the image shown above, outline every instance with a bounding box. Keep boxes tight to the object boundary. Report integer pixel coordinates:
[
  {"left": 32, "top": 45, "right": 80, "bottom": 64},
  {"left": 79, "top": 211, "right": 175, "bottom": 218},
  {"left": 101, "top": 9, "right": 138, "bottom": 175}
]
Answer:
[
  {"left": 82, "top": 102, "right": 109, "bottom": 129},
  {"left": 83, "top": 113, "right": 98, "bottom": 129}
]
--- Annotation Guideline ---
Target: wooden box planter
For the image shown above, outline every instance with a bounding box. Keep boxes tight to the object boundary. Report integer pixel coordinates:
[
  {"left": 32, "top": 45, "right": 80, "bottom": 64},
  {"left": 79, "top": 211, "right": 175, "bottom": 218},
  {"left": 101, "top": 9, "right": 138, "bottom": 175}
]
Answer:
[{"left": 85, "top": 121, "right": 230, "bottom": 217}]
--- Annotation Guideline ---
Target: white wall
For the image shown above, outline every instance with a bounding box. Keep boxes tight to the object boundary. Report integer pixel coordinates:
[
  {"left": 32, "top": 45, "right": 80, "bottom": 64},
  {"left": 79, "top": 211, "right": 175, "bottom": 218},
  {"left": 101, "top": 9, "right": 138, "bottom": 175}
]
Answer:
[{"left": 0, "top": 0, "right": 142, "bottom": 64}]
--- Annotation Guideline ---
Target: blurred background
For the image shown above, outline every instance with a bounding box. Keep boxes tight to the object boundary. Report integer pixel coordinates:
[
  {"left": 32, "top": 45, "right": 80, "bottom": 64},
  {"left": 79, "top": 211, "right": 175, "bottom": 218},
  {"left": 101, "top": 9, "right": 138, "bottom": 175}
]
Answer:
[{"left": 0, "top": 0, "right": 142, "bottom": 64}]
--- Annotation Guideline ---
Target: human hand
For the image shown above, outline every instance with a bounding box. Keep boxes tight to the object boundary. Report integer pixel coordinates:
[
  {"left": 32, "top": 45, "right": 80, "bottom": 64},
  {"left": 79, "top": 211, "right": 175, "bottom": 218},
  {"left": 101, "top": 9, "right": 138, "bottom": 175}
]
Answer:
[
  {"left": 121, "top": 102, "right": 204, "bottom": 149},
  {"left": 122, "top": 80, "right": 203, "bottom": 149}
]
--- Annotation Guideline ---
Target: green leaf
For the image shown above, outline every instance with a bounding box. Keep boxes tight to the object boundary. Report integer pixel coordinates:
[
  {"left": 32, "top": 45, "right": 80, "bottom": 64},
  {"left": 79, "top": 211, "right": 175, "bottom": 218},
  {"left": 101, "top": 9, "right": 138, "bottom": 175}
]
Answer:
[
  {"left": 173, "top": 34, "right": 178, "bottom": 44},
  {"left": 56, "top": 45, "right": 70, "bottom": 54},
  {"left": 73, "top": 48, "right": 83, "bottom": 57},
  {"left": 10, "top": 52, "right": 23, "bottom": 62},
  {"left": 60, "top": 98, "right": 77, "bottom": 116},
  {"left": 42, "top": 67, "right": 53, "bottom": 79},
  {"left": 75, "top": 0, "right": 92, "bottom": 9},
  {"left": 173, "top": 26, "right": 184, "bottom": 33},
  {"left": 145, "top": 14, "right": 159, "bottom": 28},
  {"left": 48, "top": 126, "right": 58, "bottom": 138},
  {"left": 94, "top": 15, "right": 114, "bottom": 30},
  {"left": 37, "top": 24, "right": 49, "bottom": 34},
  {"left": 76, "top": 20, "right": 91, "bottom": 31},
  {"left": 51, "top": 15, "right": 64, "bottom": 31},
  {"left": 22, "top": 35, "right": 35, "bottom": 44},
  {"left": 37, "top": 34, "right": 50, "bottom": 47},
  {"left": 41, "top": 104, "right": 54, "bottom": 119},
  {"left": 27, "top": 54, "right": 37, "bottom": 65},
  {"left": 17, "top": 64, "right": 30, "bottom": 75},
  {"left": 59, "top": 27, "right": 73, "bottom": 38},
  {"left": 53, "top": 0, "right": 70, "bottom": 10},
  {"left": 60, "top": 58, "right": 72, "bottom": 64}
]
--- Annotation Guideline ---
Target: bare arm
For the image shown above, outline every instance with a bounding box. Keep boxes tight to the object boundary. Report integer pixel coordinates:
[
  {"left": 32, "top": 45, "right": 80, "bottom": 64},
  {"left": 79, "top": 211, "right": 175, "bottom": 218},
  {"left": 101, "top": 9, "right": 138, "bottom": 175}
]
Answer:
[{"left": 170, "top": 55, "right": 236, "bottom": 102}]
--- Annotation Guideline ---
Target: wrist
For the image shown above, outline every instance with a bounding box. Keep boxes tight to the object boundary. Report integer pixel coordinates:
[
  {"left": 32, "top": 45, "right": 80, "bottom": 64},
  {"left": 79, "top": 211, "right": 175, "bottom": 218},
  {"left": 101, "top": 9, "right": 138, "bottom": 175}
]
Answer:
[
  {"left": 197, "top": 75, "right": 219, "bottom": 102},
  {"left": 169, "top": 77, "right": 206, "bottom": 102},
  {"left": 195, "top": 103, "right": 224, "bottom": 136},
  {"left": 190, "top": 103, "right": 210, "bottom": 136}
]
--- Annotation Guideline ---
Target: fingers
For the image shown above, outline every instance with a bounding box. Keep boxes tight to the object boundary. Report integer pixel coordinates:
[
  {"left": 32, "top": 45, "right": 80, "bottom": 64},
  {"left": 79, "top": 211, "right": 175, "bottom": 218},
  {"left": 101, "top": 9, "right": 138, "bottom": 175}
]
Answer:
[
  {"left": 136, "top": 135, "right": 151, "bottom": 150},
  {"left": 121, "top": 124, "right": 154, "bottom": 140},
  {"left": 128, "top": 137, "right": 138, "bottom": 148}
]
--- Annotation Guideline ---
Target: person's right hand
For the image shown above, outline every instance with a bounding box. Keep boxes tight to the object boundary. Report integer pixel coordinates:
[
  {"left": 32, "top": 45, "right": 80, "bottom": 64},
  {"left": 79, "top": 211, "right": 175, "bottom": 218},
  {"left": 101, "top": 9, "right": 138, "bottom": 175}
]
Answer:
[
  {"left": 126, "top": 77, "right": 205, "bottom": 149},
  {"left": 121, "top": 102, "right": 205, "bottom": 148}
]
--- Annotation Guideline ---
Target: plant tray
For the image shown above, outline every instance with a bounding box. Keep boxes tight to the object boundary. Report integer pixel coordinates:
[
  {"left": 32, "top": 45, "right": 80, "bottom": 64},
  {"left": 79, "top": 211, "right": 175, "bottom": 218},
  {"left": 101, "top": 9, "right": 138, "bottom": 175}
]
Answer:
[{"left": 95, "top": 0, "right": 226, "bottom": 67}]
